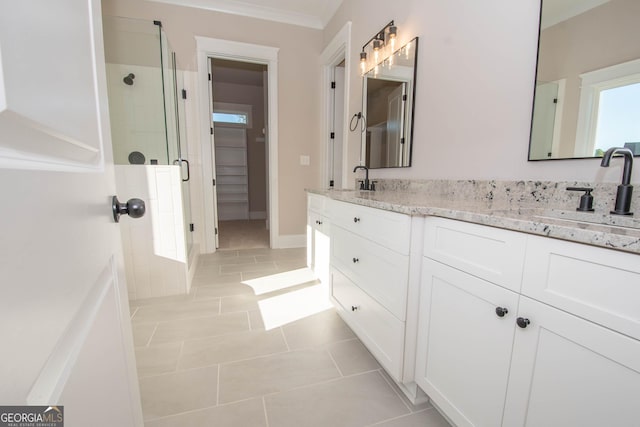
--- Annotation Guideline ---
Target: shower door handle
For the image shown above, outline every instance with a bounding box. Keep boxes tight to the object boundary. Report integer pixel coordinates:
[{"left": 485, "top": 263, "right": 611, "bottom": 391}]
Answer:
[
  {"left": 174, "top": 159, "right": 190, "bottom": 182},
  {"left": 181, "top": 159, "right": 190, "bottom": 182}
]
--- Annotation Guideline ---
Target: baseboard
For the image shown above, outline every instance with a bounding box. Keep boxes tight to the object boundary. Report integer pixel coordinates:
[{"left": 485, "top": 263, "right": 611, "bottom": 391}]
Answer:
[
  {"left": 249, "top": 211, "right": 267, "bottom": 220},
  {"left": 273, "top": 234, "right": 306, "bottom": 249}
]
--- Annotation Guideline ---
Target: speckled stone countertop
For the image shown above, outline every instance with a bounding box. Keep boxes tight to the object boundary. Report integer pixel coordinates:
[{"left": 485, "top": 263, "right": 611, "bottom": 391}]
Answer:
[{"left": 308, "top": 180, "right": 640, "bottom": 255}]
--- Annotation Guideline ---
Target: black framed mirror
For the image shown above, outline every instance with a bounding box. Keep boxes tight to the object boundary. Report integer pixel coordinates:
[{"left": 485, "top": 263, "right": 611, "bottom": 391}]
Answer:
[
  {"left": 529, "top": 0, "right": 640, "bottom": 161},
  {"left": 362, "top": 37, "right": 418, "bottom": 168}
]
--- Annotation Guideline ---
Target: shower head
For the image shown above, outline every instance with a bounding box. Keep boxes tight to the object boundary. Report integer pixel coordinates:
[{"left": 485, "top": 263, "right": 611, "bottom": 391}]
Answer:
[{"left": 123, "top": 73, "right": 135, "bottom": 85}]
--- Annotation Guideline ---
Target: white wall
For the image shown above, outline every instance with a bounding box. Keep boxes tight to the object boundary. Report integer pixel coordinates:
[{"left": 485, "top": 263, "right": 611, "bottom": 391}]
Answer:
[{"left": 323, "top": 0, "right": 639, "bottom": 185}]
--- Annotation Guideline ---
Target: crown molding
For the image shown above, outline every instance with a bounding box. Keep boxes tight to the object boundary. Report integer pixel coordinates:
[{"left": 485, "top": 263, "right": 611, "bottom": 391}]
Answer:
[{"left": 148, "top": 0, "right": 326, "bottom": 29}]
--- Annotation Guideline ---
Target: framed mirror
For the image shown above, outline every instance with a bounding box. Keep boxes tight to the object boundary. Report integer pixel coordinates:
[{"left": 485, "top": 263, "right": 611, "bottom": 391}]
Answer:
[
  {"left": 529, "top": 0, "right": 640, "bottom": 160},
  {"left": 362, "top": 37, "right": 418, "bottom": 168}
]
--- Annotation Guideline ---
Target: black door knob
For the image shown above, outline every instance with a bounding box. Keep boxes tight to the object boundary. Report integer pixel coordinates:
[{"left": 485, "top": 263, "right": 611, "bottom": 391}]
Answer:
[
  {"left": 352, "top": 257, "right": 359, "bottom": 263},
  {"left": 351, "top": 305, "right": 359, "bottom": 311},
  {"left": 495, "top": 307, "right": 509, "bottom": 317},
  {"left": 353, "top": 217, "right": 360, "bottom": 223},
  {"left": 516, "top": 317, "right": 531, "bottom": 328},
  {"left": 112, "top": 196, "right": 146, "bottom": 223}
]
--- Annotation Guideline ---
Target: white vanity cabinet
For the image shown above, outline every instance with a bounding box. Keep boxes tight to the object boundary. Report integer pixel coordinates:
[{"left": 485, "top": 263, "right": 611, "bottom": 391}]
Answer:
[
  {"left": 416, "top": 217, "right": 640, "bottom": 427},
  {"left": 328, "top": 198, "right": 423, "bottom": 394},
  {"left": 307, "top": 193, "right": 330, "bottom": 285},
  {"left": 416, "top": 218, "right": 525, "bottom": 427}
]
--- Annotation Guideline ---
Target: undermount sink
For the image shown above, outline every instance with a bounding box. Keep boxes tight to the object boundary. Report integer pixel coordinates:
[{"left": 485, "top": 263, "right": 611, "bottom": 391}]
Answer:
[
  {"left": 533, "top": 209, "right": 640, "bottom": 231},
  {"left": 490, "top": 207, "right": 640, "bottom": 231}
]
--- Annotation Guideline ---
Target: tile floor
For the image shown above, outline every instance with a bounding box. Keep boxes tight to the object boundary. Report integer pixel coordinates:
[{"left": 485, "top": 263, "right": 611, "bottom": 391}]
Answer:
[
  {"left": 217, "top": 220, "right": 270, "bottom": 250},
  {"left": 130, "top": 247, "right": 452, "bottom": 427}
]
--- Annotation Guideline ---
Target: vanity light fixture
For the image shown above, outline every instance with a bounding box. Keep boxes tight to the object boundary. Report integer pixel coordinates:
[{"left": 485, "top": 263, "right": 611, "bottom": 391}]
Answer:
[{"left": 359, "top": 20, "right": 397, "bottom": 75}]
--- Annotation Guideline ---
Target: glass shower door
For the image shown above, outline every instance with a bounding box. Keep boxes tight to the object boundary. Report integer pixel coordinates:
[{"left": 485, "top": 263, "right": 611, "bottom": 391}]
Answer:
[{"left": 162, "top": 47, "right": 193, "bottom": 254}]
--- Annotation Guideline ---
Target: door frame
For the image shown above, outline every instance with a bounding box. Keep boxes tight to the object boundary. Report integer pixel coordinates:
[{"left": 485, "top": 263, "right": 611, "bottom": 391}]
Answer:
[
  {"left": 321, "top": 22, "right": 352, "bottom": 190},
  {"left": 196, "top": 37, "right": 279, "bottom": 252}
]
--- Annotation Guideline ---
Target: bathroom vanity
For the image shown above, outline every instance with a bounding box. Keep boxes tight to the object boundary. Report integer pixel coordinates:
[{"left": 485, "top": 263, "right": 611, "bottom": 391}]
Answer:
[{"left": 307, "top": 181, "right": 640, "bottom": 427}]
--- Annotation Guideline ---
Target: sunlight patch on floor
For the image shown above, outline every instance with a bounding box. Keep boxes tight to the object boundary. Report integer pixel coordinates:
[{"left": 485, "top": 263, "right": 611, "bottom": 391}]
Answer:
[
  {"left": 257, "top": 283, "right": 332, "bottom": 330},
  {"left": 242, "top": 268, "right": 317, "bottom": 295}
]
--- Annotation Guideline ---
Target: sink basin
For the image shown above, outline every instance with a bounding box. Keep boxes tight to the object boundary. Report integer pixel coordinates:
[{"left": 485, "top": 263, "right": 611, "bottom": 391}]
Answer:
[
  {"left": 490, "top": 207, "right": 640, "bottom": 231},
  {"left": 533, "top": 209, "right": 640, "bottom": 231}
]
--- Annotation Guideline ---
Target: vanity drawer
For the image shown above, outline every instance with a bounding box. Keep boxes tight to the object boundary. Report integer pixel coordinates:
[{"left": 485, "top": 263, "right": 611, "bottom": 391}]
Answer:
[
  {"left": 522, "top": 235, "right": 640, "bottom": 341},
  {"left": 424, "top": 217, "right": 526, "bottom": 292},
  {"left": 308, "top": 193, "right": 325, "bottom": 214},
  {"left": 308, "top": 210, "right": 327, "bottom": 233},
  {"left": 332, "top": 267, "right": 405, "bottom": 381},
  {"left": 332, "top": 225, "right": 409, "bottom": 320},
  {"left": 329, "top": 199, "right": 411, "bottom": 255}
]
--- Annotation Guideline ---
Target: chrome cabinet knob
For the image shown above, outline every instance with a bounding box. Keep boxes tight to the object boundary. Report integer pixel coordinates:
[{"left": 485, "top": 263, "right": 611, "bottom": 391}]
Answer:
[{"left": 112, "top": 196, "right": 146, "bottom": 223}]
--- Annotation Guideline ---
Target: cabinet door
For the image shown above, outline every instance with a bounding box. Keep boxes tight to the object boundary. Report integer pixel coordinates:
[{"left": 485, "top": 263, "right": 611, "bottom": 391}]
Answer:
[
  {"left": 503, "top": 296, "right": 640, "bottom": 427},
  {"left": 307, "top": 204, "right": 330, "bottom": 286},
  {"left": 314, "top": 217, "right": 330, "bottom": 287},
  {"left": 416, "top": 259, "right": 519, "bottom": 427},
  {"left": 307, "top": 210, "right": 321, "bottom": 269}
]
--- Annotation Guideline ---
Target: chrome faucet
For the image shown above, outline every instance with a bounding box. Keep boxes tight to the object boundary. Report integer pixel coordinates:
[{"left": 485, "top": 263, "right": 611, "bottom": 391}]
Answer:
[
  {"left": 601, "top": 147, "right": 634, "bottom": 215},
  {"left": 353, "top": 165, "right": 372, "bottom": 191}
]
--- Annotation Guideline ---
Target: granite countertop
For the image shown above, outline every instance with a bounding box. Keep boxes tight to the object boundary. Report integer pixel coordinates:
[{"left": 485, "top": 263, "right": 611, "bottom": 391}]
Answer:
[{"left": 308, "top": 188, "right": 640, "bottom": 255}]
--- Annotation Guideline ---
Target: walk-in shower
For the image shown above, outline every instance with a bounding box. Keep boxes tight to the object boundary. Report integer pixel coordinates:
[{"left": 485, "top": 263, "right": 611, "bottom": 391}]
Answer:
[{"left": 103, "top": 16, "right": 196, "bottom": 300}]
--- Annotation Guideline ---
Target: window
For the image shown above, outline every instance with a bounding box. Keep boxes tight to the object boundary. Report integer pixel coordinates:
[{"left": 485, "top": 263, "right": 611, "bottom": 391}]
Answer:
[
  {"left": 575, "top": 59, "right": 640, "bottom": 157},
  {"left": 593, "top": 82, "right": 640, "bottom": 156},
  {"left": 213, "top": 112, "right": 248, "bottom": 125},
  {"left": 212, "top": 102, "right": 252, "bottom": 128}
]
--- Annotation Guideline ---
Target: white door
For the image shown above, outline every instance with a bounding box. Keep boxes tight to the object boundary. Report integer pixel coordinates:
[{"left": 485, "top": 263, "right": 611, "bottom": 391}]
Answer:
[
  {"left": 328, "top": 63, "right": 345, "bottom": 188},
  {"left": 386, "top": 83, "right": 405, "bottom": 166},
  {"left": 0, "top": 1, "right": 143, "bottom": 425},
  {"left": 206, "top": 58, "right": 220, "bottom": 248}
]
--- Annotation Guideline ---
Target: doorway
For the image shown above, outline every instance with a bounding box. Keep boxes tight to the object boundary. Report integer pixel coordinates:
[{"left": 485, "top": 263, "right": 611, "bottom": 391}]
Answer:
[
  {"left": 321, "top": 22, "right": 351, "bottom": 190},
  {"left": 210, "top": 58, "right": 269, "bottom": 250},
  {"left": 196, "top": 37, "right": 279, "bottom": 253}
]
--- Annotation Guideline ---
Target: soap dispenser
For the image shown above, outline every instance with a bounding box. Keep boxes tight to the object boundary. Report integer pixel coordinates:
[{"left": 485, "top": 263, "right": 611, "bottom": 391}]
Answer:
[{"left": 567, "top": 187, "right": 594, "bottom": 212}]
